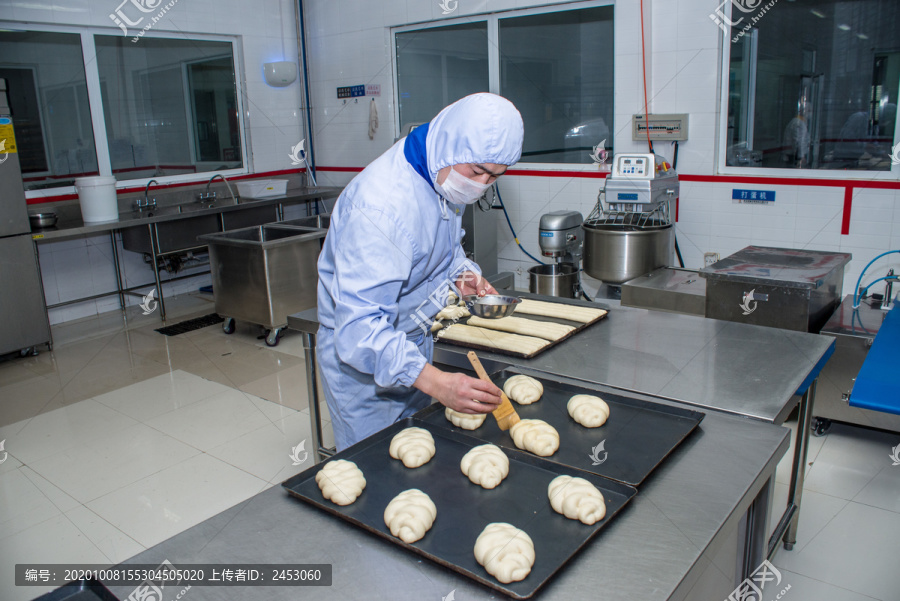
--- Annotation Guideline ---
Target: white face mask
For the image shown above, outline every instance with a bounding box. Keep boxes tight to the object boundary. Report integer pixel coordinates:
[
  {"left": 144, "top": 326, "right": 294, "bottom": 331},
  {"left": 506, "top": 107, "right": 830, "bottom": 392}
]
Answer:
[{"left": 435, "top": 166, "right": 492, "bottom": 205}]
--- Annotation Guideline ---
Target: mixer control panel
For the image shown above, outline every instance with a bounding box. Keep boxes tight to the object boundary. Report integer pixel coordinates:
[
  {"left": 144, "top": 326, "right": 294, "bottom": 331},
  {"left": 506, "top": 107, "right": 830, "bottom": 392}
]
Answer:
[{"left": 612, "top": 154, "right": 656, "bottom": 178}]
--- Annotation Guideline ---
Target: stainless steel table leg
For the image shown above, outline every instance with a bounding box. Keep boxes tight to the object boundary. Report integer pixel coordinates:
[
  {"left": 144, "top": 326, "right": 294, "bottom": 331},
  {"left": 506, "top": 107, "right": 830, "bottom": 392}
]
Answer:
[
  {"left": 302, "top": 330, "right": 334, "bottom": 463},
  {"left": 783, "top": 379, "right": 816, "bottom": 550},
  {"left": 740, "top": 477, "right": 772, "bottom": 580},
  {"left": 148, "top": 223, "right": 166, "bottom": 320},
  {"left": 110, "top": 231, "right": 125, "bottom": 311}
]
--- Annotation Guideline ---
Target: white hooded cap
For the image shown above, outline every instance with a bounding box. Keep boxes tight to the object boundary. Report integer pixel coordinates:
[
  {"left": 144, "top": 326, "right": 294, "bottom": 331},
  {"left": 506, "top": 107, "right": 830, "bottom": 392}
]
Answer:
[{"left": 425, "top": 93, "right": 524, "bottom": 185}]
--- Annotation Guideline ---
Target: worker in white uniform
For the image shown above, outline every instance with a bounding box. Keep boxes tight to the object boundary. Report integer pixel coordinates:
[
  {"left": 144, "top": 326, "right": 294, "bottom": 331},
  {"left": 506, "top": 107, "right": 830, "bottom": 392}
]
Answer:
[{"left": 316, "top": 93, "right": 525, "bottom": 450}]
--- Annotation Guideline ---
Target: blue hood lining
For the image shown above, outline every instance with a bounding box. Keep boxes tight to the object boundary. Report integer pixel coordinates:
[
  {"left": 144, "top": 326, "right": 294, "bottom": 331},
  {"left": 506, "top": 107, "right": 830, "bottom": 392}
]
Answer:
[{"left": 403, "top": 123, "right": 434, "bottom": 190}]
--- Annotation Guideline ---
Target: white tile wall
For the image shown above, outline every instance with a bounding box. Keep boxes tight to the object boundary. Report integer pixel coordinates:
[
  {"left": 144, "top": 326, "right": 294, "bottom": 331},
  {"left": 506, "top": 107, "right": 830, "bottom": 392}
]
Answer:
[{"left": 11, "top": 0, "right": 900, "bottom": 325}]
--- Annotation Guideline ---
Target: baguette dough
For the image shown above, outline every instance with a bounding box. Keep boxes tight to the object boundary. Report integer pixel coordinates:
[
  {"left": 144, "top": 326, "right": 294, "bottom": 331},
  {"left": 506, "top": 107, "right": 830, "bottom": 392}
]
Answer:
[
  {"left": 509, "top": 419, "right": 560, "bottom": 457},
  {"left": 383, "top": 489, "right": 437, "bottom": 543},
  {"left": 467, "top": 315, "right": 575, "bottom": 341},
  {"left": 548, "top": 475, "right": 607, "bottom": 525},
  {"left": 461, "top": 444, "right": 509, "bottom": 489},
  {"left": 474, "top": 523, "right": 535, "bottom": 584},
  {"left": 315, "top": 459, "right": 366, "bottom": 506},
  {"left": 502, "top": 374, "right": 544, "bottom": 405},
  {"left": 389, "top": 427, "right": 436, "bottom": 468},
  {"left": 445, "top": 407, "right": 487, "bottom": 430},
  {"left": 567, "top": 394, "right": 611, "bottom": 428},
  {"left": 514, "top": 298, "right": 607, "bottom": 323},
  {"left": 437, "top": 324, "right": 550, "bottom": 356}
]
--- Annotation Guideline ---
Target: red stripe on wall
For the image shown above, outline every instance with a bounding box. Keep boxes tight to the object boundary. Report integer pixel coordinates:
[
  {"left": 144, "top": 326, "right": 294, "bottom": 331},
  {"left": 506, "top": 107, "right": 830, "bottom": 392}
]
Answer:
[
  {"left": 317, "top": 166, "right": 365, "bottom": 173},
  {"left": 842, "top": 187, "right": 854, "bottom": 236}
]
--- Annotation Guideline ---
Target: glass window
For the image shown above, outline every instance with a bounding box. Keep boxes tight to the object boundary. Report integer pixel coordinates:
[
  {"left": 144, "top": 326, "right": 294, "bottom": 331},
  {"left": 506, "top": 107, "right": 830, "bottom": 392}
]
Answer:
[
  {"left": 0, "top": 31, "right": 98, "bottom": 190},
  {"left": 396, "top": 22, "right": 489, "bottom": 133},
  {"left": 726, "top": 0, "right": 900, "bottom": 171},
  {"left": 94, "top": 36, "right": 243, "bottom": 180},
  {"left": 500, "top": 6, "right": 615, "bottom": 163}
]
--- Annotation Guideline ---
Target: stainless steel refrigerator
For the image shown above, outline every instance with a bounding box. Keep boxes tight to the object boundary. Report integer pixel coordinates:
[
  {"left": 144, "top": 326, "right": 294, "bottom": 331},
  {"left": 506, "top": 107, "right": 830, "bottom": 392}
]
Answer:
[{"left": 0, "top": 78, "right": 51, "bottom": 355}]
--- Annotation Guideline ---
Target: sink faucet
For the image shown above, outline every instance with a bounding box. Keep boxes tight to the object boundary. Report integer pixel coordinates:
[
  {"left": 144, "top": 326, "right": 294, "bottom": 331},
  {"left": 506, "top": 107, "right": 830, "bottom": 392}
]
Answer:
[
  {"left": 199, "top": 173, "right": 237, "bottom": 204},
  {"left": 136, "top": 179, "right": 159, "bottom": 211}
]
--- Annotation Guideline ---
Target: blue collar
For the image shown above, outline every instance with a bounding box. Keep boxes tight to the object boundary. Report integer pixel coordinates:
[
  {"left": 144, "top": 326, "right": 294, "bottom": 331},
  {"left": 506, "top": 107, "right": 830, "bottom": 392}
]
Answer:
[{"left": 403, "top": 123, "right": 433, "bottom": 190}]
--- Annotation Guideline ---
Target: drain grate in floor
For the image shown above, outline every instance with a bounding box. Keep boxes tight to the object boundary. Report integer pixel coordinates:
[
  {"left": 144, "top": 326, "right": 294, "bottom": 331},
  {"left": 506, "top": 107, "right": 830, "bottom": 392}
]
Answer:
[{"left": 155, "top": 313, "right": 224, "bottom": 336}]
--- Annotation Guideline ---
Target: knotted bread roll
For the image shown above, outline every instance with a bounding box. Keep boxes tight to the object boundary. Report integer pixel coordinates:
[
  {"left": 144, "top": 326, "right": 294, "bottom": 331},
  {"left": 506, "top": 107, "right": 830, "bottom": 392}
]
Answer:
[
  {"left": 548, "top": 475, "right": 607, "bottom": 525},
  {"left": 567, "top": 394, "right": 610, "bottom": 428},
  {"left": 460, "top": 444, "right": 509, "bottom": 489},
  {"left": 315, "top": 459, "right": 366, "bottom": 506},
  {"left": 502, "top": 375, "right": 544, "bottom": 405},
  {"left": 509, "top": 419, "right": 559, "bottom": 457},
  {"left": 389, "top": 427, "right": 436, "bottom": 468},
  {"left": 474, "top": 522, "right": 535, "bottom": 583},
  {"left": 383, "top": 489, "right": 437, "bottom": 543}
]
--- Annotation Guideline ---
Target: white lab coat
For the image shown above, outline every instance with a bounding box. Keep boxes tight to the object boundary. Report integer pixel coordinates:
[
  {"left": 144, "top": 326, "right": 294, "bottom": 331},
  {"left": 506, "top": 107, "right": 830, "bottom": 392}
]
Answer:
[{"left": 316, "top": 93, "right": 524, "bottom": 450}]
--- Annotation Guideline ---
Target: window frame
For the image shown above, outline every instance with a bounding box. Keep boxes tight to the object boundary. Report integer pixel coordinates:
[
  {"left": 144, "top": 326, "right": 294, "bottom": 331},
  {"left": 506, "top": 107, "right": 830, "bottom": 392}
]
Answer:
[
  {"left": 0, "top": 22, "right": 249, "bottom": 200},
  {"left": 715, "top": 4, "right": 900, "bottom": 180},
  {"left": 390, "top": 0, "right": 614, "bottom": 171}
]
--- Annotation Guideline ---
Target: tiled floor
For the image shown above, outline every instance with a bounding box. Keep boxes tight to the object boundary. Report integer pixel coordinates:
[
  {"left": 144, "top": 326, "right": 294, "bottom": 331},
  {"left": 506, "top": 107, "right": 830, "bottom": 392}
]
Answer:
[{"left": 0, "top": 293, "right": 898, "bottom": 600}]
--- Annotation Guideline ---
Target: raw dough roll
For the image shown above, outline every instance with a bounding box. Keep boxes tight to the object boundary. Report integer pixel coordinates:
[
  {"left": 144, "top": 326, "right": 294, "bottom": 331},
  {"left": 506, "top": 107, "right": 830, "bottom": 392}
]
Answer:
[
  {"left": 514, "top": 298, "right": 607, "bottom": 323},
  {"left": 567, "top": 394, "right": 611, "bottom": 428},
  {"left": 383, "top": 489, "right": 437, "bottom": 543},
  {"left": 389, "top": 427, "right": 436, "bottom": 468},
  {"left": 437, "top": 324, "right": 550, "bottom": 356},
  {"left": 445, "top": 407, "right": 487, "bottom": 430},
  {"left": 474, "top": 522, "right": 535, "bottom": 583},
  {"left": 435, "top": 304, "right": 470, "bottom": 322},
  {"left": 461, "top": 444, "right": 509, "bottom": 489},
  {"left": 548, "top": 475, "right": 607, "bottom": 525},
  {"left": 315, "top": 459, "right": 366, "bottom": 506},
  {"left": 503, "top": 374, "right": 544, "bottom": 405},
  {"left": 467, "top": 315, "right": 575, "bottom": 341},
  {"left": 509, "top": 419, "right": 560, "bottom": 457}
]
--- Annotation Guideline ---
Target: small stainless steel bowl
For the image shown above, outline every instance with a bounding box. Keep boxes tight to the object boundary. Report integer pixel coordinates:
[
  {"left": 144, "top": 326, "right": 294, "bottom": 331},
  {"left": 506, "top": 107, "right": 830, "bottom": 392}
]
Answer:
[
  {"left": 29, "top": 212, "right": 58, "bottom": 228},
  {"left": 462, "top": 294, "right": 521, "bottom": 319}
]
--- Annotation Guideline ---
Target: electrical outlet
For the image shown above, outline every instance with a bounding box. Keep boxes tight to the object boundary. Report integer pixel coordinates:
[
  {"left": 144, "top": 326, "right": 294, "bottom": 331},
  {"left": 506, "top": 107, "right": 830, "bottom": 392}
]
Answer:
[{"left": 704, "top": 252, "right": 720, "bottom": 267}]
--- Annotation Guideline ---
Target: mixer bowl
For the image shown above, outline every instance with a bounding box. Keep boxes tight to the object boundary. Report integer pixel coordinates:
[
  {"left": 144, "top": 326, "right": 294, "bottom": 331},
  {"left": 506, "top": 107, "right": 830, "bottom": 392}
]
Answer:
[
  {"left": 582, "top": 219, "right": 673, "bottom": 284},
  {"left": 462, "top": 294, "right": 521, "bottom": 319},
  {"left": 528, "top": 263, "right": 579, "bottom": 298}
]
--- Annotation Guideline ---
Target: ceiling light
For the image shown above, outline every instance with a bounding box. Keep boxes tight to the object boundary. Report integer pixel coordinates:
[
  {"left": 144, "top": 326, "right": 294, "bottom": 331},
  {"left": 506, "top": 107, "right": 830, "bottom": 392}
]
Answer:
[
  {"left": 837, "top": 24, "right": 851, "bottom": 31},
  {"left": 857, "top": 33, "right": 869, "bottom": 39},
  {"left": 810, "top": 9, "right": 826, "bottom": 18}
]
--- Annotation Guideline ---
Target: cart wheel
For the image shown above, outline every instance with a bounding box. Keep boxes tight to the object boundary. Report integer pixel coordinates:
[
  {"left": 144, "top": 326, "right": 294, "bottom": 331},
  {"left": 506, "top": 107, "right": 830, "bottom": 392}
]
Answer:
[
  {"left": 811, "top": 417, "right": 832, "bottom": 437},
  {"left": 265, "top": 328, "right": 281, "bottom": 347},
  {"left": 222, "top": 317, "right": 235, "bottom": 335},
  {"left": 19, "top": 347, "right": 35, "bottom": 357}
]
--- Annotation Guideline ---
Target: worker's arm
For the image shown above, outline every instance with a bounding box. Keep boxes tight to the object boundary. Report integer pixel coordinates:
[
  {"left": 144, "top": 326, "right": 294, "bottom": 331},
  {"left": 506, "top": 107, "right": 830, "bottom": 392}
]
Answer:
[{"left": 413, "top": 363, "right": 502, "bottom": 414}]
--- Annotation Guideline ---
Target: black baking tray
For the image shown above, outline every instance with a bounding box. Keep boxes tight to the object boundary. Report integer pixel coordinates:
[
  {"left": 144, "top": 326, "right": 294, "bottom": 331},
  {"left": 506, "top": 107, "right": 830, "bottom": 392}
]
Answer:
[
  {"left": 282, "top": 418, "right": 636, "bottom": 600},
  {"left": 435, "top": 304, "right": 608, "bottom": 359},
  {"left": 34, "top": 578, "right": 119, "bottom": 601},
  {"left": 418, "top": 369, "right": 705, "bottom": 487}
]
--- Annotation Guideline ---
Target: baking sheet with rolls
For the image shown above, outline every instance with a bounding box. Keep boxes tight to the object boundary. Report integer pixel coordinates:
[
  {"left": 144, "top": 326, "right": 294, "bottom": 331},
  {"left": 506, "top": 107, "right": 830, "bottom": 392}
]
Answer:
[{"left": 282, "top": 418, "right": 635, "bottom": 600}]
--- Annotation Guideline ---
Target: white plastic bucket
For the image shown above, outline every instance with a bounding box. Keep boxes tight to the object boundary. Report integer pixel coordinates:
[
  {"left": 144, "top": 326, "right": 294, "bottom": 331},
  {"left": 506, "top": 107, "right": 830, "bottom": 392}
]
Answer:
[{"left": 75, "top": 176, "right": 119, "bottom": 222}]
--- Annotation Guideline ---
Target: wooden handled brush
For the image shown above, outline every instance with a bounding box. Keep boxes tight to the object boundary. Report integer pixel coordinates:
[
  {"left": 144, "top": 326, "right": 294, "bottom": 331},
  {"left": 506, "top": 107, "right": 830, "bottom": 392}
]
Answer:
[{"left": 467, "top": 351, "right": 521, "bottom": 431}]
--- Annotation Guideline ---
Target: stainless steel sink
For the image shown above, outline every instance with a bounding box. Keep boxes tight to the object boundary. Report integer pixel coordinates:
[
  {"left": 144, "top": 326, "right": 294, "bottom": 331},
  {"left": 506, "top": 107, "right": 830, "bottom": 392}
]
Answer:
[{"left": 120, "top": 202, "right": 279, "bottom": 255}]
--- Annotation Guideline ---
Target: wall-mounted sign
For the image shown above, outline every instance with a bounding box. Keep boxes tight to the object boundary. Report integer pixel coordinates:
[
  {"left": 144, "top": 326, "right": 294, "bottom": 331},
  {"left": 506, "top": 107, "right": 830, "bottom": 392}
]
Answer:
[
  {"left": 337, "top": 85, "right": 365, "bottom": 99},
  {"left": 732, "top": 189, "right": 775, "bottom": 204},
  {"left": 366, "top": 84, "right": 381, "bottom": 97}
]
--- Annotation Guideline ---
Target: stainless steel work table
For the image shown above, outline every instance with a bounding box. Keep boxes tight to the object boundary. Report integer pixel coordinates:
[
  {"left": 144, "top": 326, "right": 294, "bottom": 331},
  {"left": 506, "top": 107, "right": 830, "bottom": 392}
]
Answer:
[
  {"left": 287, "top": 295, "right": 835, "bottom": 560},
  {"left": 103, "top": 386, "right": 790, "bottom": 601},
  {"left": 30, "top": 185, "right": 341, "bottom": 321}
]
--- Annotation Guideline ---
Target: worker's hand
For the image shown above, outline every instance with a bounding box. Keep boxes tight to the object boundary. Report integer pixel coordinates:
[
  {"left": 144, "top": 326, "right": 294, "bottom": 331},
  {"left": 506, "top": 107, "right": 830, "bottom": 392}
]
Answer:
[
  {"left": 414, "top": 364, "right": 502, "bottom": 414},
  {"left": 456, "top": 270, "right": 497, "bottom": 298}
]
